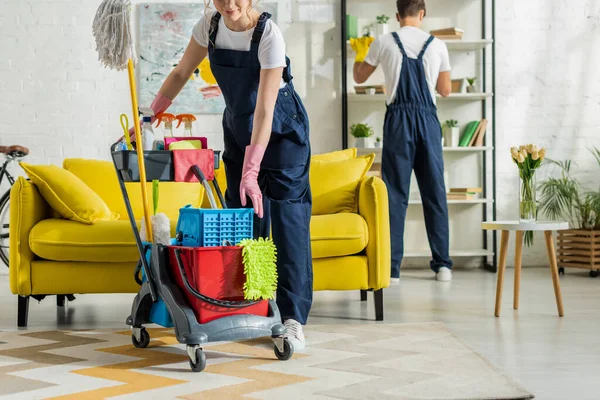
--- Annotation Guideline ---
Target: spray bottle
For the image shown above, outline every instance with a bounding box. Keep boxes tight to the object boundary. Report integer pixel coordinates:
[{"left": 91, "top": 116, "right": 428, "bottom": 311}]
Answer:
[
  {"left": 176, "top": 114, "right": 197, "bottom": 137},
  {"left": 139, "top": 107, "right": 155, "bottom": 152},
  {"left": 153, "top": 113, "right": 176, "bottom": 150}
]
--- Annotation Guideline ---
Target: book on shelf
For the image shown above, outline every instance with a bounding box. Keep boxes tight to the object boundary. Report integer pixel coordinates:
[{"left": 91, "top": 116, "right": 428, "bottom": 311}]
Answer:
[
  {"left": 430, "top": 27, "right": 464, "bottom": 40},
  {"left": 449, "top": 187, "right": 482, "bottom": 193},
  {"left": 458, "top": 119, "right": 488, "bottom": 147},
  {"left": 447, "top": 192, "right": 478, "bottom": 200}
]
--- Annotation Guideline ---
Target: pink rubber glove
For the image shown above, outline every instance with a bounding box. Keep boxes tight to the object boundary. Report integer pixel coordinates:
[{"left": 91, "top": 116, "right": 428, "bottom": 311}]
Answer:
[
  {"left": 127, "top": 92, "right": 173, "bottom": 140},
  {"left": 240, "top": 144, "right": 266, "bottom": 218}
]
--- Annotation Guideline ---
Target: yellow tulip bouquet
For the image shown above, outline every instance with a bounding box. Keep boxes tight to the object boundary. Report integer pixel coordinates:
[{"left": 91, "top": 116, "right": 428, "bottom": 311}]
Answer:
[{"left": 511, "top": 144, "right": 546, "bottom": 223}]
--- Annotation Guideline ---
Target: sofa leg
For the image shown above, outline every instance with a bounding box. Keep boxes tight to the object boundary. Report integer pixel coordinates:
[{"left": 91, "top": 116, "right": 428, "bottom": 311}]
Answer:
[
  {"left": 374, "top": 289, "right": 383, "bottom": 321},
  {"left": 18, "top": 296, "right": 30, "bottom": 327},
  {"left": 360, "top": 290, "right": 368, "bottom": 301}
]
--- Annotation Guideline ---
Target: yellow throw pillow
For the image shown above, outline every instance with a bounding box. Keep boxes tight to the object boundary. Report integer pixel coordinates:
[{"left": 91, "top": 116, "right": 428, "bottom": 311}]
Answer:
[
  {"left": 19, "top": 162, "right": 118, "bottom": 224},
  {"left": 312, "top": 148, "right": 357, "bottom": 162},
  {"left": 310, "top": 154, "right": 374, "bottom": 215}
]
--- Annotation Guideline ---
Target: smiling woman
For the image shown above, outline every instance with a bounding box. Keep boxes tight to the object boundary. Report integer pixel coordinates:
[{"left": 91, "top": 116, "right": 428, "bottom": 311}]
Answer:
[{"left": 135, "top": 0, "right": 313, "bottom": 351}]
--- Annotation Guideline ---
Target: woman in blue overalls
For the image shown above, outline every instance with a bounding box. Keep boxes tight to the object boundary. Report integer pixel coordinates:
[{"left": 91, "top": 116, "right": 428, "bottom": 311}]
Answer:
[{"left": 144, "top": 4, "right": 312, "bottom": 350}]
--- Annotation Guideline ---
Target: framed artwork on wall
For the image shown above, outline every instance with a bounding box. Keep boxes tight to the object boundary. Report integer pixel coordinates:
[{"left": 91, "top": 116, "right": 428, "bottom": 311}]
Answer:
[{"left": 138, "top": 3, "right": 225, "bottom": 114}]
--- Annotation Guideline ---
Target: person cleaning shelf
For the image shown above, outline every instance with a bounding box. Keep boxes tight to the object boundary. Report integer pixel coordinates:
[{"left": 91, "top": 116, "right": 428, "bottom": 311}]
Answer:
[{"left": 351, "top": 0, "right": 454, "bottom": 282}]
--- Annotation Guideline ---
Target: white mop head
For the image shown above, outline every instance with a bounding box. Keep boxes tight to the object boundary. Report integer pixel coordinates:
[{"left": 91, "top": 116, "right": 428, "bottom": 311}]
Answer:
[
  {"left": 92, "top": 0, "right": 135, "bottom": 70},
  {"left": 140, "top": 214, "right": 171, "bottom": 246}
]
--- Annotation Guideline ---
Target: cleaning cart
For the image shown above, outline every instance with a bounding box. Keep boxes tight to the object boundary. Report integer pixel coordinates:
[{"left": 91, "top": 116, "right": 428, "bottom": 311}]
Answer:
[{"left": 110, "top": 144, "right": 293, "bottom": 373}]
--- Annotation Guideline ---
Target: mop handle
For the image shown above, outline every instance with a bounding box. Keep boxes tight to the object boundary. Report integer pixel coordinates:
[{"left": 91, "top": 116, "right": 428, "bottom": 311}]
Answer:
[{"left": 127, "top": 59, "right": 153, "bottom": 243}]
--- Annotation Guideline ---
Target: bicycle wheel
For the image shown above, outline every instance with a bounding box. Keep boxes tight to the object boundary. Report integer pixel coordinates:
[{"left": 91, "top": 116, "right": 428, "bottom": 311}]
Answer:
[{"left": 0, "top": 190, "right": 10, "bottom": 268}]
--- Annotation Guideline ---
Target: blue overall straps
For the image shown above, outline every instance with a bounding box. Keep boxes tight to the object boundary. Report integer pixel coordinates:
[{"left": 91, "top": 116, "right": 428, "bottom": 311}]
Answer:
[
  {"left": 207, "top": 12, "right": 313, "bottom": 324},
  {"left": 381, "top": 32, "right": 453, "bottom": 278}
]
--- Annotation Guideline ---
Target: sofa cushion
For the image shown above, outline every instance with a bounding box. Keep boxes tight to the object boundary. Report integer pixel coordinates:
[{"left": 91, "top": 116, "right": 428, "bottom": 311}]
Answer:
[
  {"left": 63, "top": 158, "right": 204, "bottom": 221},
  {"left": 310, "top": 154, "right": 374, "bottom": 215},
  {"left": 312, "top": 148, "right": 356, "bottom": 161},
  {"left": 311, "top": 213, "right": 368, "bottom": 259},
  {"left": 30, "top": 218, "right": 176, "bottom": 263}
]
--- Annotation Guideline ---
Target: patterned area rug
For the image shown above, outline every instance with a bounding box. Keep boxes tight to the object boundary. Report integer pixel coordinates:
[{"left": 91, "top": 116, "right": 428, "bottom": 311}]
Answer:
[{"left": 0, "top": 322, "right": 533, "bottom": 400}]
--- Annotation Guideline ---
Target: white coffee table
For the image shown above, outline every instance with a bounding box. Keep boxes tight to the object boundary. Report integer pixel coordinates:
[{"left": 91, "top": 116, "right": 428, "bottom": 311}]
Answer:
[{"left": 482, "top": 220, "right": 569, "bottom": 317}]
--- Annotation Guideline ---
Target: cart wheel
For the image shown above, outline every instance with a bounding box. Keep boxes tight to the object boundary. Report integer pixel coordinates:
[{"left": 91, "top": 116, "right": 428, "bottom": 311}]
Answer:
[
  {"left": 132, "top": 328, "right": 150, "bottom": 348},
  {"left": 590, "top": 270, "right": 599, "bottom": 278},
  {"left": 274, "top": 338, "right": 294, "bottom": 361},
  {"left": 559, "top": 267, "right": 565, "bottom": 275},
  {"left": 189, "top": 348, "right": 206, "bottom": 372}
]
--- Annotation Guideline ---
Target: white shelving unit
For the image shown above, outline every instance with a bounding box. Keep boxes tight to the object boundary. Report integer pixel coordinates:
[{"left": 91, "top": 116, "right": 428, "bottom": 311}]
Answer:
[{"left": 342, "top": 0, "right": 497, "bottom": 266}]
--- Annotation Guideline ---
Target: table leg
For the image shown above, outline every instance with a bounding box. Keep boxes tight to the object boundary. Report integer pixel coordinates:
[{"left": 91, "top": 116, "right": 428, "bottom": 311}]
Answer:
[
  {"left": 514, "top": 231, "right": 524, "bottom": 310},
  {"left": 544, "top": 230, "right": 564, "bottom": 317},
  {"left": 495, "top": 230, "right": 510, "bottom": 317}
]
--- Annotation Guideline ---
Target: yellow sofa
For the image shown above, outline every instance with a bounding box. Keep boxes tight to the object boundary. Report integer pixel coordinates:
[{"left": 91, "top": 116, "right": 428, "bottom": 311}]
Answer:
[{"left": 9, "top": 149, "right": 390, "bottom": 327}]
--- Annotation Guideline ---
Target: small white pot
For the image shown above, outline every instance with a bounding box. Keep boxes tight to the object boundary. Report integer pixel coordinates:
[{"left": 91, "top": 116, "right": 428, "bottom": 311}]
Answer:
[
  {"left": 354, "top": 137, "right": 368, "bottom": 148},
  {"left": 376, "top": 23, "right": 389, "bottom": 36},
  {"left": 374, "top": 141, "right": 382, "bottom": 148},
  {"left": 443, "top": 126, "right": 460, "bottom": 147},
  {"left": 466, "top": 85, "right": 477, "bottom": 93}
]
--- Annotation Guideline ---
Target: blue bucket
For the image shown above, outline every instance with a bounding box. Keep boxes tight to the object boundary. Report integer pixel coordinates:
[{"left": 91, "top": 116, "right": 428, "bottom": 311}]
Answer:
[{"left": 141, "top": 242, "right": 173, "bottom": 328}]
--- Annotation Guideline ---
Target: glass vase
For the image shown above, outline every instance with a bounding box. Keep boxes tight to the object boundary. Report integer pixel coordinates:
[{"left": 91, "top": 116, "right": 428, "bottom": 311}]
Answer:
[{"left": 519, "top": 172, "right": 537, "bottom": 222}]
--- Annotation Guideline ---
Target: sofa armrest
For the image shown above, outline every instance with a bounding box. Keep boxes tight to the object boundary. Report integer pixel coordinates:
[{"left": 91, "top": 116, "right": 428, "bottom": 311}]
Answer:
[
  {"left": 357, "top": 176, "right": 391, "bottom": 290},
  {"left": 9, "top": 177, "right": 52, "bottom": 296}
]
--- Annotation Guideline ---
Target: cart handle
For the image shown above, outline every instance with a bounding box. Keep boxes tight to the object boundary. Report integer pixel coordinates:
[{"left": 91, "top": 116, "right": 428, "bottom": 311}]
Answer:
[{"left": 173, "top": 248, "right": 263, "bottom": 309}]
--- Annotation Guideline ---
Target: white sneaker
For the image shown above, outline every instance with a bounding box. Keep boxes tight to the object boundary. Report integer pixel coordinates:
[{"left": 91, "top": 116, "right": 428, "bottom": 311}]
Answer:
[
  {"left": 436, "top": 267, "right": 452, "bottom": 282},
  {"left": 390, "top": 278, "right": 400, "bottom": 285},
  {"left": 283, "top": 319, "right": 306, "bottom": 350}
]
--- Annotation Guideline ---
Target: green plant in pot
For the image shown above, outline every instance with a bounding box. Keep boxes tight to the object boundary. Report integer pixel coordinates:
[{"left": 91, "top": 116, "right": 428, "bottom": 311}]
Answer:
[
  {"left": 533, "top": 147, "right": 600, "bottom": 274},
  {"left": 375, "top": 15, "right": 390, "bottom": 36},
  {"left": 443, "top": 119, "right": 459, "bottom": 147},
  {"left": 466, "top": 77, "right": 477, "bottom": 93},
  {"left": 350, "top": 123, "right": 374, "bottom": 148},
  {"left": 374, "top": 136, "right": 382, "bottom": 148}
]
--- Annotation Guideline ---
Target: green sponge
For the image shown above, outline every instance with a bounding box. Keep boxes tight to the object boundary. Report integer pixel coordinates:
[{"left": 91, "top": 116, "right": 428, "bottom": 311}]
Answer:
[{"left": 237, "top": 237, "right": 278, "bottom": 300}]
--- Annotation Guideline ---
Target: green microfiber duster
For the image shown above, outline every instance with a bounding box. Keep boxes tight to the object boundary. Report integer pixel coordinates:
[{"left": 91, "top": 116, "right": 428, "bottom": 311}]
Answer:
[{"left": 237, "top": 237, "right": 278, "bottom": 301}]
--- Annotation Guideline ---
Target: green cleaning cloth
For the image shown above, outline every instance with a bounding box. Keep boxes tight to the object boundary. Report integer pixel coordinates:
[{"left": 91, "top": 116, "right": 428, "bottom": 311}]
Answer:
[{"left": 238, "top": 237, "right": 278, "bottom": 301}]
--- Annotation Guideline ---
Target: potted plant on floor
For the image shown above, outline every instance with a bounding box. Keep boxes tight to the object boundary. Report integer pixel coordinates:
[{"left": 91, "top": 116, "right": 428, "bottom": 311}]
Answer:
[
  {"left": 376, "top": 15, "right": 390, "bottom": 36},
  {"left": 350, "top": 123, "right": 374, "bottom": 148},
  {"left": 466, "top": 77, "right": 477, "bottom": 93},
  {"left": 537, "top": 147, "right": 600, "bottom": 276},
  {"left": 443, "top": 119, "right": 459, "bottom": 147}
]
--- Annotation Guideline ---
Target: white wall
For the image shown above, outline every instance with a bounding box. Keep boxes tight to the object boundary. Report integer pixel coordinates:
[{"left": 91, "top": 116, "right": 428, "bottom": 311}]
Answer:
[{"left": 1, "top": 0, "right": 599, "bottom": 268}]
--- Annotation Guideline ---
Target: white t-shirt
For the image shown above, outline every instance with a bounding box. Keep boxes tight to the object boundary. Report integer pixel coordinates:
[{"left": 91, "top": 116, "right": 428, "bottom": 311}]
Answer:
[
  {"left": 364, "top": 26, "right": 451, "bottom": 105},
  {"left": 193, "top": 11, "right": 287, "bottom": 87}
]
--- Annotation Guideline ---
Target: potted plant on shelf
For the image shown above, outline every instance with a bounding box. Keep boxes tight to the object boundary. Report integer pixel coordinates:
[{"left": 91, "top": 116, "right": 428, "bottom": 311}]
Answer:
[
  {"left": 374, "top": 136, "right": 382, "bottom": 148},
  {"left": 443, "top": 119, "right": 460, "bottom": 147},
  {"left": 466, "top": 77, "right": 477, "bottom": 93},
  {"left": 376, "top": 15, "right": 390, "bottom": 36},
  {"left": 537, "top": 147, "right": 600, "bottom": 276},
  {"left": 350, "top": 123, "right": 374, "bottom": 148}
]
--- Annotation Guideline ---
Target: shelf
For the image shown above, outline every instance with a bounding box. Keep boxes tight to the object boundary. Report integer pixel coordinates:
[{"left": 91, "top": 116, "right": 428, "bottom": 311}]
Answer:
[
  {"left": 409, "top": 198, "right": 494, "bottom": 205},
  {"left": 356, "top": 147, "right": 493, "bottom": 156},
  {"left": 347, "top": 92, "right": 493, "bottom": 102},
  {"left": 445, "top": 39, "right": 493, "bottom": 51},
  {"left": 346, "top": 39, "right": 493, "bottom": 52},
  {"left": 439, "top": 93, "right": 493, "bottom": 101},
  {"left": 404, "top": 249, "right": 494, "bottom": 258}
]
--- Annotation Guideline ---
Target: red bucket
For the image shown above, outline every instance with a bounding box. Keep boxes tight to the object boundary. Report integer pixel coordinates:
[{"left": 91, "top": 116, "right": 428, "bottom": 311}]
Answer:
[{"left": 167, "top": 245, "right": 268, "bottom": 324}]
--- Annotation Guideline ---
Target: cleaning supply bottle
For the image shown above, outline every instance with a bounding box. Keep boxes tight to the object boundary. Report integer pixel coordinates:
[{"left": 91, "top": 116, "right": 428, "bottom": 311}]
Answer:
[
  {"left": 141, "top": 115, "right": 155, "bottom": 151},
  {"left": 153, "top": 113, "right": 176, "bottom": 150},
  {"left": 176, "top": 114, "right": 197, "bottom": 137}
]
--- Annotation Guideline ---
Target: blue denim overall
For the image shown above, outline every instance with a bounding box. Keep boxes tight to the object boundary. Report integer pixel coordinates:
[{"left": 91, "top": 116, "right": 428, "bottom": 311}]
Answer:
[
  {"left": 208, "top": 12, "right": 313, "bottom": 324},
  {"left": 381, "top": 32, "right": 453, "bottom": 278}
]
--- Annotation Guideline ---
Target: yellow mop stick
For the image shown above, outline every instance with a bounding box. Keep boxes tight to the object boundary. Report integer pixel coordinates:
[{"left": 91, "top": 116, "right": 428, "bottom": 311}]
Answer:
[{"left": 127, "top": 58, "right": 153, "bottom": 243}]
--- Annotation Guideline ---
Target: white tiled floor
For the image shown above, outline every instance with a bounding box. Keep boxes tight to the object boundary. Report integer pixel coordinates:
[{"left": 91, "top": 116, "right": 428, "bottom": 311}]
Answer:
[{"left": 1, "top": 267, "right": 599, "bottom": 399}]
